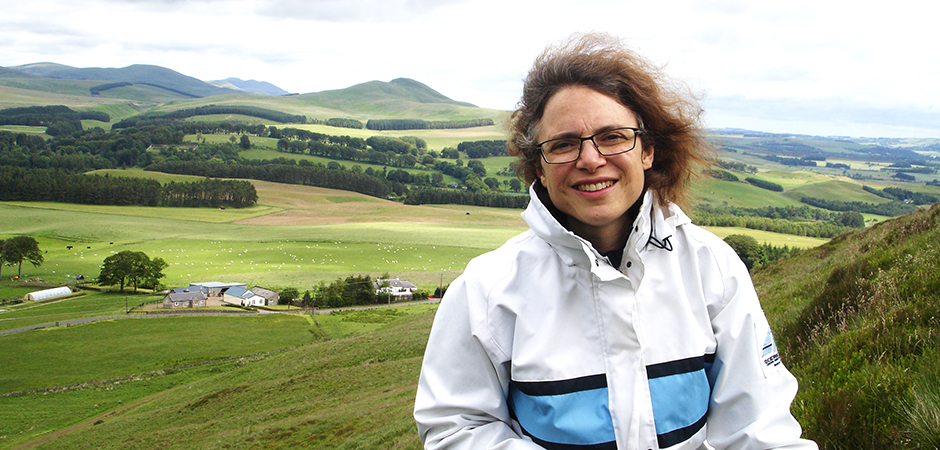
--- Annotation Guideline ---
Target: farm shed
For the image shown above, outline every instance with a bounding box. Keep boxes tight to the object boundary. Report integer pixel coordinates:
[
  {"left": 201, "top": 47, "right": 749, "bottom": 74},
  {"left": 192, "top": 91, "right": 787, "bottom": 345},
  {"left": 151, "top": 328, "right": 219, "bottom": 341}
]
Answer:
[
  {"left": 26, "top": 286, "right": 72, "bottom": 301},
  {"left": 189, "top": 282, "right": 246, "bottom": 297}
]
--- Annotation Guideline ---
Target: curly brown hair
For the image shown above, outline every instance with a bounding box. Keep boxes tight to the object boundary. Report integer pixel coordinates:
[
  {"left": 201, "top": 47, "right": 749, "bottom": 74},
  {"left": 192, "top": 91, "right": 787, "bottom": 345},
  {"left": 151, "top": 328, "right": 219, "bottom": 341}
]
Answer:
[{"left": 508, "top": 32, "right": 711, "bottom": 207}]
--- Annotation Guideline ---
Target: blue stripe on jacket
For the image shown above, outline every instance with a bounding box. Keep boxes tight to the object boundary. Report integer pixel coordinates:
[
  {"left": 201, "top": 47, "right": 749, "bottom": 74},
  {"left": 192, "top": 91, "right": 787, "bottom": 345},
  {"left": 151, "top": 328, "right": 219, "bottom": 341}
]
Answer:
[
  {"left": 509, "top": 374, "right": 617, "bottom": 449},
  {"left": 646, "top": 354, "right": 715, "bottom": 448}
]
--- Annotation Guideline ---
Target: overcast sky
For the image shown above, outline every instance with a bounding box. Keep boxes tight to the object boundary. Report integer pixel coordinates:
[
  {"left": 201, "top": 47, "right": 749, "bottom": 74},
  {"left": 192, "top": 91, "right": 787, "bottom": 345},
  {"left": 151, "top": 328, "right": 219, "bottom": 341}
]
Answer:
[{"left": 2, "top": 0, "right": 937, "bottom": 138}]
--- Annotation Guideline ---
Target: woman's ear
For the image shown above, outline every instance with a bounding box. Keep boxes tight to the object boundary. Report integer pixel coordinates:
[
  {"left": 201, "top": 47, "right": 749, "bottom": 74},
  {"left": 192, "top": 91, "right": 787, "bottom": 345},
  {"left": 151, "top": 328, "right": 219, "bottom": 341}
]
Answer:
[
  {"left": 642, "top": 146, "right": 654, "bottom": 170},
  {"left": 536, "top": 164, "right": 546, "bottom": 185}
]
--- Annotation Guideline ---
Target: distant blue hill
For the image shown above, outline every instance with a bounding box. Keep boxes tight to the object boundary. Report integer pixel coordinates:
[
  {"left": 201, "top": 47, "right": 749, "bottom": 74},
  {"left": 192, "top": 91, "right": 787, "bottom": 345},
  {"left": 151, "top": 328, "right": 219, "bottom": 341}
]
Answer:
[
  {"left": 209, "top": 78, "right": 290, "bottom": 96},
  {"left": 10, "top": 62, "right": 235, "bottom": 98}
]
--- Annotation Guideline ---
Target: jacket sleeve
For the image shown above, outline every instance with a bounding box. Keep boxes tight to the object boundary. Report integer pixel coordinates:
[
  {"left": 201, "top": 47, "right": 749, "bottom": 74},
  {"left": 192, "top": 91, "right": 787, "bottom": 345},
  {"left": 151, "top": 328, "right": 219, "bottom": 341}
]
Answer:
[
  {"left": 414, "top": 275, "right": 543, "bottom": 450},
  {"left": 705, "top": 250, "right": 818, "bottom": 450}
]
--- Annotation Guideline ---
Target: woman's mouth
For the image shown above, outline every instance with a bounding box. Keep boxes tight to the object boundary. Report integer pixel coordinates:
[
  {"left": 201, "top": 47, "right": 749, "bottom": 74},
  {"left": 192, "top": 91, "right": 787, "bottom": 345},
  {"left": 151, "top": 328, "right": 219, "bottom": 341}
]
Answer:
[{"left": 575, "top": 180, "right": 615, "bottom": 192}]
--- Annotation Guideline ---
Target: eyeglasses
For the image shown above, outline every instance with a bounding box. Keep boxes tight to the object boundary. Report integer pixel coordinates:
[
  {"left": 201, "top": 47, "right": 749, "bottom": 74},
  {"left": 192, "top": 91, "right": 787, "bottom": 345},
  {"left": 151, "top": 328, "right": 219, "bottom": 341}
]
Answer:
[{"left": 537, "top": 127, "right": 645, "bottom": 164}]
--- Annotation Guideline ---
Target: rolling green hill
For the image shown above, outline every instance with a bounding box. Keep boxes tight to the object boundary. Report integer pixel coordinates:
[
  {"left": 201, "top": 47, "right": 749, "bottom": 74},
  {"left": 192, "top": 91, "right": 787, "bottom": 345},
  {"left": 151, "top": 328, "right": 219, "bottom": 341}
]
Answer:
[
  {"left": 1, "top": 63, "right": 504, "bottom": 124},
  {"left": 754, "top": 203, "right": 940, "bottom": 449}
]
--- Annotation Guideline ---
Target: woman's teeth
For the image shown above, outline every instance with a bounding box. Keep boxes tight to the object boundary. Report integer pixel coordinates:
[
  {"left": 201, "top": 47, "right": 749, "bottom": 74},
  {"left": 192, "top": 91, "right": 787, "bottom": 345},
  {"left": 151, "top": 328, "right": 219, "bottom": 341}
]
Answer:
[{"left": 576, "top": 180, "right": 614, "bottom": 192}]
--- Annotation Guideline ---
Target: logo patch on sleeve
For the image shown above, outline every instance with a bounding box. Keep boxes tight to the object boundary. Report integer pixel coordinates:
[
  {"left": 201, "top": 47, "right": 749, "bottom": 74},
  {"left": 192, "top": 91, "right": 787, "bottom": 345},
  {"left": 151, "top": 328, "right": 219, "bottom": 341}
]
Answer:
[{"left": 760, "top": 328, "right": 781, "bottom": 376}]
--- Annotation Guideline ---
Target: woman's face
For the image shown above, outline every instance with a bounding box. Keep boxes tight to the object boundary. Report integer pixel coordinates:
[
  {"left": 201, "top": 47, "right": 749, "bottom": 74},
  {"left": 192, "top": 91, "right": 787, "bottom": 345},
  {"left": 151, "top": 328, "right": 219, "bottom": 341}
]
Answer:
[{"left": 536, "top": 85, "right": 654, "bottom": 247}]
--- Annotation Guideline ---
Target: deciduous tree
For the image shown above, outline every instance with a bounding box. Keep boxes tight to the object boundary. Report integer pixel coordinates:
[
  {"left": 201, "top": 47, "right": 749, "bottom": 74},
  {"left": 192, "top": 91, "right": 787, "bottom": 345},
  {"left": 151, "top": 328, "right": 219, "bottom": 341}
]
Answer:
[
  {"left": 97, "top": 251, "right": 165, "bottom": 292},
  {"left": 2, "top": 236, "right": 43, "bottom": 278}
]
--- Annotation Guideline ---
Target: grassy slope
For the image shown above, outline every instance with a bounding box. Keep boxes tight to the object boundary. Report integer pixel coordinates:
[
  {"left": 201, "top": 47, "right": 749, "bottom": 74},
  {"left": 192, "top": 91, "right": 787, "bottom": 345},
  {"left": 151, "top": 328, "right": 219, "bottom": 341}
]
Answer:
[
  {"left": 754, "top": 203, "right": 940, "bottom": 449},
  {"left": 1, "top": 307, "right": 433, "bottom": 450}
]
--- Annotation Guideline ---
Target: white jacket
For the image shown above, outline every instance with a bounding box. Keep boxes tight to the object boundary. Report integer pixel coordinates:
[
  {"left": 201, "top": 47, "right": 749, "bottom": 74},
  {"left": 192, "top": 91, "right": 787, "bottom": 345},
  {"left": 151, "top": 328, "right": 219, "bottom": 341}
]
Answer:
[{"left": 415, "top": 185, "right": 817, "bottom": 450}]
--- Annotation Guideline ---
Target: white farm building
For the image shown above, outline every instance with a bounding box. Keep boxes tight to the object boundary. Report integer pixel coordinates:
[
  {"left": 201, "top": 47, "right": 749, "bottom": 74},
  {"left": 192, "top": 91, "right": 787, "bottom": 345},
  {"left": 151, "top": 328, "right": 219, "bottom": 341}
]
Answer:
[{"left": 26, "top": 286, "right": 72, "bottom": 301}]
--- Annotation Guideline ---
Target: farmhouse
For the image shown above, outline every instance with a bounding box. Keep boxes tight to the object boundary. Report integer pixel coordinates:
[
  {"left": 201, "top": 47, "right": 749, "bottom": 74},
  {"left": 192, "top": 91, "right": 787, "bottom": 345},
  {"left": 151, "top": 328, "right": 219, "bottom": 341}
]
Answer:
[
  {"left": 222, "top": 286, "right": 268, "bottom": 307},
  {"left": 374, "top": 278, "right": 418, "bottom": 300},
  {"left": 163, "top": 289, "right": 208, "bottom": 309},
  {"left": 248, "top": 286, "right": 279, "bottom": 305}
]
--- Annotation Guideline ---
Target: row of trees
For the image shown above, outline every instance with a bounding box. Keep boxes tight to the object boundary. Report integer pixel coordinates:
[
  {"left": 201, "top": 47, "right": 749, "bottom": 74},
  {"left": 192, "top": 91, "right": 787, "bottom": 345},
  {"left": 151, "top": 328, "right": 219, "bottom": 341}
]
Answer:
[
  {"left": 147, "top": 160, "right": 405, "bottom": 199},
  {"left": 113, "top": 105, "right": 306, "bottom": 128},
  {"left": 313, "top": 275, "right": 381, "bottom": 308},
  {"left": 324, "top": 118, "right": 364, "bottom": 129},
  {"left": 863, "top": 185, "right": 940, "bottom": 205},
  {"left": 161, "top": 179, "right": 258, "bottom": 208},
  {"left": 405, "top": 188, "right": 529, "bottom": 208},
  {"left": 800, "top": 197, "right": 919, "bottom": 217},
  {"left": 745, "top": 177, "right": 784, "bottom": 192},
  {"left": 693, "top": 212, "right": 857, "bottom": 238},
  {"left": 715, "top": 159, "right": 757, "bottom": 174},
  {"left": 0, "top": 166, "right": 257, "bottom": 207},
  {"left": 457, "top": 140, "right": 507, "bottom": 159},
  {"left": 1, "top": 125, "right": 185, "bottom": 172},
  {"left": 365, "top": 118, "right": 494, "bottom": 131},
  {"left": 0, "top": 105, "right": 110, "bottom": 127}
]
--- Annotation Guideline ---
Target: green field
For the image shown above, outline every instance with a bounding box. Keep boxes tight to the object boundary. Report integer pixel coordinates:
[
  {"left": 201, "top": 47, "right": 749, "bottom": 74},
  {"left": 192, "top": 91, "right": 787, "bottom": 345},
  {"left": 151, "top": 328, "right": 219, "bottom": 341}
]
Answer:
[
  {"left": 0, "top": 176, "right": 528, "bottom": 293},
  {"left": 0, "top": 304, "right": 436, "bottom": 449}
]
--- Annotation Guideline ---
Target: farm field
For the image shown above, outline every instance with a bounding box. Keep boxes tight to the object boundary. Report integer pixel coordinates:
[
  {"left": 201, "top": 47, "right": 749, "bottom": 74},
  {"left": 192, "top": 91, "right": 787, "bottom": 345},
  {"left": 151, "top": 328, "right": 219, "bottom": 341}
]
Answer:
[
  {"left": 0, "top": 177, "right": 528, "bottom": 294},
  {"left": 0, "top": 303, "right": 436, "bottom": 449}
]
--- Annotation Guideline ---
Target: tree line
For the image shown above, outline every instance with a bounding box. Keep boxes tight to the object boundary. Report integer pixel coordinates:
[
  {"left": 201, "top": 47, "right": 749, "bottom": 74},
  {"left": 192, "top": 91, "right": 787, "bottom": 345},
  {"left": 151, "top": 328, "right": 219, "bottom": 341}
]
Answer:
[
  {"left": 405, "top": 188, "right": 529, "bottom": 208},
  {"left": 365, "top": 118, "right": 495, "bottom": 131},
  {"left": 309, "top": 275, "right": 431, "bottom": 308},
  {"left": 0, "top": 105, "right": 111, "bottom": 137},
  {"left": 1, "top": 125, "right": 184, "bottom": 172},
  {"left": 113, "top": 105, "right": 306, "bottom": 128},
  {"left": 745, "top": 177, "right": 784, "bottom": 192},
  {"left": 0, "top": 166, "right": 257, "bottom": 208},
  {"left": 324, "top": 118, "right": 364, "bottom": 129},
  {"left": 457, "top": 140, "right": 507, "bottom": 158},
  {"left": 0, "top": 105, "right": 110, "bottom": 126},
  {"left": 692, "top": 212, "right": 855, "bottom": 238},
  {"left": 799, "top": 197, "right": 919, "bottom": 216},
  {"left": 313, "top": 275, "right": 381, "bottom": 308},
  {"left": 863, "top": 185, "right": 940, "bottom": 205},
  {"left": 146, "top": 160, "right": 405, "bottom": 199}
]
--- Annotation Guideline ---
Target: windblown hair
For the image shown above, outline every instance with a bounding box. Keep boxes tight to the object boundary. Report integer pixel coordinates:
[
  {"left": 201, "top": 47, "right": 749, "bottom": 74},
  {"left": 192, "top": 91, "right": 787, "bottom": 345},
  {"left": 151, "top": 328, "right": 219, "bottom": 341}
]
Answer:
[{"left": 508, "top": 32, "right": 711, "bottom": 207}]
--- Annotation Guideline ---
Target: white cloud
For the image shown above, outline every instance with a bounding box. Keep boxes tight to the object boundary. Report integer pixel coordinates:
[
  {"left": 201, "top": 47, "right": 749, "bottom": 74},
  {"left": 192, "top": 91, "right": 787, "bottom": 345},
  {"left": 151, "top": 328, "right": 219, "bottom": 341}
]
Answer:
[{"left": 0, "top": 0, "right": 937, "bottom": 137}]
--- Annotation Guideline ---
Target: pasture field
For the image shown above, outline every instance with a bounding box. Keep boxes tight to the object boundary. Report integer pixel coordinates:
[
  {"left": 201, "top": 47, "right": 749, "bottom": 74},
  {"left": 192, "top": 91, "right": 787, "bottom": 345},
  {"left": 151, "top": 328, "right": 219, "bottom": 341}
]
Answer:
[
  {"left": 0, "top": 303, "right": 436, "bottom": 449},
  {"left": 703, "top": 226, "right": 828, "bottom": 248},
  {"left": 0, "top": 311, "right": 319, "bottom": 394},
  {"left": 0, "top": 177, "right": 528, "bottom": 292},
  {"left": 0, "top": 290, "right": 148, "bottom": 333}
]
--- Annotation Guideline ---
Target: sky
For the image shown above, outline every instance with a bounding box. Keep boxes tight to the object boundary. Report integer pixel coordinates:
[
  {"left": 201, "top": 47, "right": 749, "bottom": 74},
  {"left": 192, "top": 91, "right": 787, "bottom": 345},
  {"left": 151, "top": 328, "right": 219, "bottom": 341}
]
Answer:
[{"left": 2, "top": 0, "right": 938, "bottom": 138}]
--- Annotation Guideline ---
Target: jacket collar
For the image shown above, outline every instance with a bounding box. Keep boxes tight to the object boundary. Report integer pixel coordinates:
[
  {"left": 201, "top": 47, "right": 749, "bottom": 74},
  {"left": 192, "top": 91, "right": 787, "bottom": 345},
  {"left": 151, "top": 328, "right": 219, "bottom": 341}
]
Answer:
[{"left": 521, "top": 182, "right": 690, "bottom": 267}]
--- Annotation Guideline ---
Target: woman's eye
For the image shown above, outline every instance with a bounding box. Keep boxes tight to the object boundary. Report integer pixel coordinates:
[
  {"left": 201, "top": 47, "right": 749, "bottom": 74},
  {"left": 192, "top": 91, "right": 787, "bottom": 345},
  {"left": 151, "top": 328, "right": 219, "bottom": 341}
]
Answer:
[
  {"left": 550, "top": 140, "right": 577, "bottom": 152},
  {"left": 599, "top": 133, "right": 627, "bottom": 144}
]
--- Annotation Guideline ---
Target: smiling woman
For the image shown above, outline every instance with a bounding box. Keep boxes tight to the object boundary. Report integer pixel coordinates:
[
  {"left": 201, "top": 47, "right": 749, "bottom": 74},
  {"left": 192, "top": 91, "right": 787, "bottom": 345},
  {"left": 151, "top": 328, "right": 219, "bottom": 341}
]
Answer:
[{"left": 414, "top": 32, "right": 819, "bottom": 450}]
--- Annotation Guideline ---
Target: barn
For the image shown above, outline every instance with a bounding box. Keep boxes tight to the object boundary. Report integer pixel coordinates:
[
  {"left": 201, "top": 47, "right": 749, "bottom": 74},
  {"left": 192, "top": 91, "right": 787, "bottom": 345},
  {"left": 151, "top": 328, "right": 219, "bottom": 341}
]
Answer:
[{"left": 26, "top": 286, "right": 72, "bottom": 301}]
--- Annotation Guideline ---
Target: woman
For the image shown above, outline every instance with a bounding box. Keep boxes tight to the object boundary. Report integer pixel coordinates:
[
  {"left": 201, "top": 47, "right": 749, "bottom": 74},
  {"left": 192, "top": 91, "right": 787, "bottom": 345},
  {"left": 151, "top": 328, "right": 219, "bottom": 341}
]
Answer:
[{"left": 414, "top": 33, "right": 817, "bottom": 450}]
